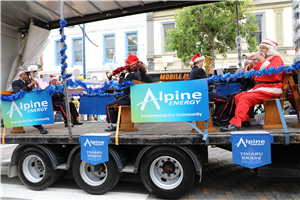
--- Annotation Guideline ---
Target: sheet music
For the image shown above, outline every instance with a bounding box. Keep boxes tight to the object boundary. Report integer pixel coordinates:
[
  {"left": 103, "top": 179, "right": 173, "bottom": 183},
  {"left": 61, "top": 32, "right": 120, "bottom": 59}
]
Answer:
[
  {"left": 216, "top": 68, "right": 223, "bottom": 75},
  {"left": 109, "top": 64, "right": 115, "bottom": 71}
]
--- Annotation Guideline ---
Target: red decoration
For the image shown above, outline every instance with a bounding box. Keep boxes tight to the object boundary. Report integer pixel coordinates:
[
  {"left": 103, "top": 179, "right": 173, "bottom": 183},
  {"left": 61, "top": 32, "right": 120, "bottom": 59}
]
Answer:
[{"left": 112, "top": 61, "right": 143, "bottom": 76}]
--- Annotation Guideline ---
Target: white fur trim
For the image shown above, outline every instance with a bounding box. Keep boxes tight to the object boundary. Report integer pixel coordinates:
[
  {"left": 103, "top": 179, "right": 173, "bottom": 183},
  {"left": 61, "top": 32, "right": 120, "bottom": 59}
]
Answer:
[
  {"left": 261, "top": 40, "right": 277, "bottom": 50},
  {"left": 193, "top": 56, "right": 204, "bottom": 63},
  {"left": 43, "top": 74, "right": 57, "bottom": 83},
  {"left": 248, "top": 87, "right": 283, "bottom": 94},
  {"left": 260, "top": 60, "right": 270, "bottom": 69}
]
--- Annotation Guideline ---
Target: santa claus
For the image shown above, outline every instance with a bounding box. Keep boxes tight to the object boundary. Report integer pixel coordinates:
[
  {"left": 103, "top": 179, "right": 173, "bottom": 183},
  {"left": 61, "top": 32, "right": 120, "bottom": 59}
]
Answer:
[{"left": 221, "top": 39, "right": 284, "bottom": 132}]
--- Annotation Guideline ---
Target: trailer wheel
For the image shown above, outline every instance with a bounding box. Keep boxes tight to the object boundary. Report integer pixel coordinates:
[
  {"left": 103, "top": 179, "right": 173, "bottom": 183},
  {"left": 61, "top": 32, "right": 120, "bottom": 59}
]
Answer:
[
  {"left": 18, "top": 148, "right": 59, "bottom": 190},
  {"left": 140, "top": 146, "right": 195, "bottom": 199},
  {"left": 72, "top": 153, "right": 122, "bottom": 194}
]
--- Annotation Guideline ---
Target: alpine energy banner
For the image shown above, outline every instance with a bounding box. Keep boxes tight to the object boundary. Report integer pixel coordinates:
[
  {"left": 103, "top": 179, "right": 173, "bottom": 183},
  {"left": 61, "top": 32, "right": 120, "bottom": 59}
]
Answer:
[
  {"left": 130, "top": 79, "right": 209, "bottom": 122},
  {"left": 1, "top": 91, "right": 54, "bottom": 128}
]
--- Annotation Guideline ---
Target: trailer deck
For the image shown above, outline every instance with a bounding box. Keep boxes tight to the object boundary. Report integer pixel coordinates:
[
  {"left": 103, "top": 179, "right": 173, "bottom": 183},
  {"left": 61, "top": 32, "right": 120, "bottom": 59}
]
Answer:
[{"left": 2, "top": 116, "right": 300, "bottom": 145}]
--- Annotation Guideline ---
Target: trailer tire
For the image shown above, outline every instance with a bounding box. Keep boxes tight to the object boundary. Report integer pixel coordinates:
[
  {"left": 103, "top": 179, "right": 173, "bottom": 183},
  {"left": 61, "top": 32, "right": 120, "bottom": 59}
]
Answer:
[
  {"left": 140, "top": 146, "right": 195, "bottom": 199},
  {"left": 72, "top": 153, "right": 121, "bottom": 195},
  {"left": 18, "top": 148, "right": 60, "bottom": 190}
]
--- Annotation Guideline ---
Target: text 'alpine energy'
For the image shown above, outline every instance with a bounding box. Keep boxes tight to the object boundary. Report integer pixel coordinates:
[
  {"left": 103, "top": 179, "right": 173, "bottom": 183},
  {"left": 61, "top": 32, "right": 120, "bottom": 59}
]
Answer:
[{"left": 137, "top": 88, "right": 203, "bottom": 111}]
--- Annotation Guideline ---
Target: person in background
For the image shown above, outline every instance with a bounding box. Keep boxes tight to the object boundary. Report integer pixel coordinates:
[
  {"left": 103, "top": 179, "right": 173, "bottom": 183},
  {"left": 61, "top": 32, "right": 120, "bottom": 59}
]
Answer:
[
  {"left": 12, "top": 71, "right": 48, "bottom": 134},
  {"left": 44, "top": 74, "right": 83, "bottom": 127},
  {"left": 73, "top": 98, "right": 80, "bottom": 109},
  {"left": 189, "top": 54, "right": 231, "bottom": 126},
  {"left": 289, "top": 105, "right": 297, "bottom": 115},
  {"left": 138, "top": 64, "right": 153, "bottom": 83},
  {"left": 221, "top": 57, "right": 256, "bottom": 124},
  {"left": 221, "top": 39, "right": 284, "bottom": 132}
]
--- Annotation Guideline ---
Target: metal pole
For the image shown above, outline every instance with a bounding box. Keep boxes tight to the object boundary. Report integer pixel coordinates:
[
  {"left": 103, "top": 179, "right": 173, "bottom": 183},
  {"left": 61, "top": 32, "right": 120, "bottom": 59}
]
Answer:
[
  {"left": 82, "top": 24, "right": 86, "bottom": 79},
  {"left": 297, "top": 1, "right": 300, "bottom": 124},
  {"left": 61, "top": 0, "right": 73, "bottom": 135},
  {"left": 235, "top": 0, "right": 242, "bottom": 68}
]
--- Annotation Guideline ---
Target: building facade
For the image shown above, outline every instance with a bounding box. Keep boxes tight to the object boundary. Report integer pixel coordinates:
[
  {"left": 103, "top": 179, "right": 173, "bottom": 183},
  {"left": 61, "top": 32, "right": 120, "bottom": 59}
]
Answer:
[
  {"left": 147, "top": 0, "right": 294, "bottom": 72},
  {"left": 42, "top": 13, "right": 147, "bottom": 81},
  {"left": 42, "top": 0, "right": 295, "bottom": 79}
]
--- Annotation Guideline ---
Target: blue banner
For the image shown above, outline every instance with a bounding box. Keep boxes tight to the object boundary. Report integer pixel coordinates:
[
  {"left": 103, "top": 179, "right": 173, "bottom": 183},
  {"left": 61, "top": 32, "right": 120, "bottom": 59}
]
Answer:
[
  {"left": 80, "top": 133, "right": 112, "bottom": 165},
  {"left": 79, "top": 96, "right": 114, "bottom": 115},
  {"left": 130, "top": 79, "right": 209, "bottom": 122},
  {"left": 1, "top": 91, "right": 54, "bottom": 128},
  {"left": 229, "top": 131, "right": 273, "bottom": 169}
]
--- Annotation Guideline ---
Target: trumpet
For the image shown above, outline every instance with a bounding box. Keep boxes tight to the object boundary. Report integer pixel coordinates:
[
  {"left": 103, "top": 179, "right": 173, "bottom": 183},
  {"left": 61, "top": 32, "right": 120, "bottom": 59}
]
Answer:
[
  {"left": 28, "top": 71, "right": 40, "bottom": 89},
  {"left": 248, "top": 51, "right": 265, "bottom": 64}
]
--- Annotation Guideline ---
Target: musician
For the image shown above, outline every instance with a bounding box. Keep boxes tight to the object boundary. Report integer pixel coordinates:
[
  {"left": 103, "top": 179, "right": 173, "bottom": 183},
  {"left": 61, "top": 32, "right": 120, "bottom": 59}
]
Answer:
[
  {"left": 222, "top": 58, "right": 256, "bottom": 124},
  {"left": 189, "top": 54, "right": 231, "bottom": 126},
  {"left": 221, "top": 39, "right": 284, "bottom": 132},
  {"left": 105, "top": 55, "right": 141, "bottom": 131},
  {"left": 138, "top": 64, "right": 153, "bottom": 83},
  {"left": 12, "top": 71, "right": 48, "bottom": 134},
  {"left": 44, "top": 75, "right": 83, "bottom": 127}
]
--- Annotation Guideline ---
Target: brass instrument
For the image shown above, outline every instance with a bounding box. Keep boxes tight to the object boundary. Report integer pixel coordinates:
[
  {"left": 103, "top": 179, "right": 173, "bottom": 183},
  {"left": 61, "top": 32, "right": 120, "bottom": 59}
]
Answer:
[
  {"left": 204, "top": 55, "right": 214, "bottom": 72},
  {"left": 240, "top": 52, "right": 265, "bottom": 72},
  {"left": 18, "top": 64, "right": 43, "bottom": 89}
]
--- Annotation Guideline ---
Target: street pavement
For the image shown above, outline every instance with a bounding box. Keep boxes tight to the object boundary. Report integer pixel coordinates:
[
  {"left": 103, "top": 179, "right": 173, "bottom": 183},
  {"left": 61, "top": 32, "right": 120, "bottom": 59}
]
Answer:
[{"left": 1, "top": 144, "right": 300, "bottom": 200}]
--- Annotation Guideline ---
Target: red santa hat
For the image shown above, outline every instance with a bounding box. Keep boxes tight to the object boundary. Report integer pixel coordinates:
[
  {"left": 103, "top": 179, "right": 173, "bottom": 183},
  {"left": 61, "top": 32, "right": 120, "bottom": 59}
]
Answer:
[
  {"left": 125, "top": 55, "right": 139, "bottom": 64},
  {"left": 43, "top": 74, "right": 57, "bottom": 83},
  {"left": 191, "top": 54, "right": 205, "bottom": 64},
  {"left": 260, "top": 39, "right": 278, "bottom": 50},
  {"left": 18, "top": 71, "right": 25, "bottom": 76}
]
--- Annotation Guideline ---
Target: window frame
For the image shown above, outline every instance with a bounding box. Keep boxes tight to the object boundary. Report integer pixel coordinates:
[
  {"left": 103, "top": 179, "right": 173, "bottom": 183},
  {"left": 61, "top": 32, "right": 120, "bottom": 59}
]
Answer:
[
  {"left": 252, "top": 12, "right": 266, "bottom": 45},
  {"left": 55, "top": 40, "right": 62, "bottom": 66},
  {"left": 125, "top": 31, "right": 138, "bottom": 59},
  {"left": 72, "top": 37, "right": 83, "bottom": 66},
  {"left": 103, "top": 33, "right": 116, "bottom": 64},
  {"left": 161, "top": 21, "right": 176, "bottom": 54}
]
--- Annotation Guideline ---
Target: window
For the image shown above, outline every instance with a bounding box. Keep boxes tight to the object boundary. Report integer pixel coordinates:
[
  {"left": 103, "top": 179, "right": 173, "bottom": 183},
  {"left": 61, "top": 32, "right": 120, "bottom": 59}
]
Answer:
[
  {"left": 252, "top": 15, "right": 263, "bottom": 44},
  {"left": 103, "top": 34, "right": 115, "bottom": 63},
  {"left": 72, "top": 37, "right": 83, "bottom": 65},
  {"left": 55, "top": 40, "right": 61, "bottom": 66},
  {"left": 163, "top": 22, "right": 175, "bottom": 53},
  {"left": 125, "top": 32, "right": 138, "bottom": 58}
]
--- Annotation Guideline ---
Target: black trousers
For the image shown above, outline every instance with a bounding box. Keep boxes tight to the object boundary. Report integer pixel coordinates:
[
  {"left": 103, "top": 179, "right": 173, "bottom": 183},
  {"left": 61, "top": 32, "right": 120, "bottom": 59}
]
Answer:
[
  {"left": 106, "top": 96, "right": 130, "bottom": 124},
  {"left": 225, "top": 90, "right": 244, "bottom": 118},
  {"left": 209, "top": 92, "right": 230, "bottom": 118},
  {"left": 54, "top": 102, "right": 79, "bottom": 121}
]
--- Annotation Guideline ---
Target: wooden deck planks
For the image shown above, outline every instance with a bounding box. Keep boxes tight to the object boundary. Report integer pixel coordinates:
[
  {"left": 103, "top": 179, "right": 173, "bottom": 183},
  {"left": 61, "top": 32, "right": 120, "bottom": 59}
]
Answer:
[{"left": 1, "top": 117, "right": 300, "bottom": 145}]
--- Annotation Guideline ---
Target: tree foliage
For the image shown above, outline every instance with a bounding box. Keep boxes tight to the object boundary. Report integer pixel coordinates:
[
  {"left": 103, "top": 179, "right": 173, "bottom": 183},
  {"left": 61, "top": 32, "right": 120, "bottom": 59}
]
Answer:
[{"left": 165, "top": 1, "right": 258, "bottom": 64}]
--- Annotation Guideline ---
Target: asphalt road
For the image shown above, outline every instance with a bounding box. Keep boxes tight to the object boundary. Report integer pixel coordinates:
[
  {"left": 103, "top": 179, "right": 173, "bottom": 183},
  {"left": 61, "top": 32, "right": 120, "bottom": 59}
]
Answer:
[{"left": 1, "top": 144, "right": 300, "bottom": 200}]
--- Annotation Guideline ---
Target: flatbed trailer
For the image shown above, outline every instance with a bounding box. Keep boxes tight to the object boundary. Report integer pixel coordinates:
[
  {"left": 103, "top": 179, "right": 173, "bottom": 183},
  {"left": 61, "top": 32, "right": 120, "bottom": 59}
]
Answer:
[
  {"left": 1, "top": 117, "right": 300, "bottom": 199},
  {"left": 1, "top": 0, "right": 300, "bottom": 199}
]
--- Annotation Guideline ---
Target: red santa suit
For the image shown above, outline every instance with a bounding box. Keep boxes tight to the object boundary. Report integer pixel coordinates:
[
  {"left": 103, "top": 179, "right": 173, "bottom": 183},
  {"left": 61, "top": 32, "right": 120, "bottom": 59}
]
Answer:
[{"left": 229, "top": 55, "right": 284, "bottom": 127}]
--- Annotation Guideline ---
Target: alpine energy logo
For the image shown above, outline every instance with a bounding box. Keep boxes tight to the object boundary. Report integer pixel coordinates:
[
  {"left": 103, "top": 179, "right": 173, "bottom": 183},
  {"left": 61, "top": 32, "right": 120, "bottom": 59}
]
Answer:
[
  {"left": 6, "top": 100, "right": 49, "bottom": 118},
  {"left": 136, "top": 88, "right": 202, "bottom": 111},
  {"left": 137, "top": 88, "right": 161, "bottom": 110},
  {"left": 235, "top": 138, "right": 266, "bottom": 147},
  {"left": 83, "top": 139, "right": 105, "bottom": 147}
]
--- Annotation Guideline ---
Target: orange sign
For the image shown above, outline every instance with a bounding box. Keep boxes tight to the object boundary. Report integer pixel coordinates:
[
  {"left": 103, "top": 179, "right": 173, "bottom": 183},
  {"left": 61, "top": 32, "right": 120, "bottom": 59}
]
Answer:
[{"left": 159, "top": 73, "right": 190, "bottom": 80}]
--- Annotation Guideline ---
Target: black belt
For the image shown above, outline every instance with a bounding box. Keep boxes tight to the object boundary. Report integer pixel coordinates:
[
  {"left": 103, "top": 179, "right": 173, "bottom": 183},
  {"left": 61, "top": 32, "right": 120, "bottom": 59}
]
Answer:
[{"left": 255, "top": 81, "right": 281, "bottom": 85}]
